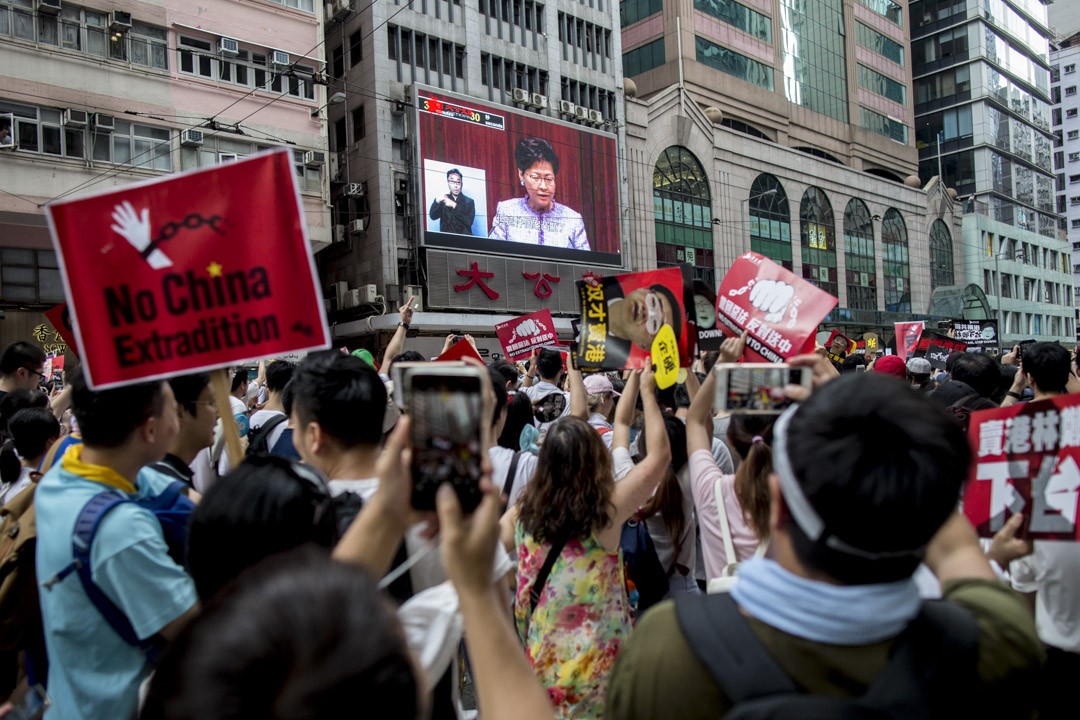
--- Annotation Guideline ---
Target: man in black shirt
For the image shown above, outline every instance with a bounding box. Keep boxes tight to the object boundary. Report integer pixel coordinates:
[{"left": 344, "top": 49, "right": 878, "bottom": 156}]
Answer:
[{"left": 429, "top": 168, "right": 476, "bottom": 236}]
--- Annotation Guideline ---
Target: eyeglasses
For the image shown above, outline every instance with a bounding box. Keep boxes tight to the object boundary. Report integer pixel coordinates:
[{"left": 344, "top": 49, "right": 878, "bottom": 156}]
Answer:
[
  {"left": 525, "top": 173, "right": 556, "bottom": 185},
  {"left": 25, "top": 367, "right": 45, "bottom": 381}
]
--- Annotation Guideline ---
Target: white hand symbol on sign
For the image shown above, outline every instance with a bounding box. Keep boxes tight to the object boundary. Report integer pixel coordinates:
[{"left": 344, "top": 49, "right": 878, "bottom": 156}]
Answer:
[
  {"left": 748, "top": 280, "right": 794, "bottom": 324},
  {"left": 110, "top": 201, "right": 173, "bottom": 270}
]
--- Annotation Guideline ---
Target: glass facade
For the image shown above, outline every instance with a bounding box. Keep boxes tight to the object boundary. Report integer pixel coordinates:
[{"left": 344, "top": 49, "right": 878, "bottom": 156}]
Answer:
[
  {"left": 860, "top": 106, "right": 907, "bottom": 144},
  {"left": 800, "top": 187, "right": 838, "bottom": 297},
  {"left": 779, "top": 0, "right": 848, "bottom": 123},
  {"left": 843, "top": 199, "right": 876, "bottom": 310},
  {"left": 929, "top": 219, "right": 954, "bottom": 290},
  {"left": 621, "top": 0, "right": 662, "bottom": 27},
  {"left": 695, "top": 36, "right": 774, "bottom": 91},
  {"left": 855, "top": 21, "right": 903, "bottom": 66},
  {"left": 654, "top": 147, "right": 715, "bottom": 284},
  {"left": 881, "top": 208, "right": 910, "bottom": 312},
  {"left": 856, "top": 0, "right": 902, "bottom": 27},
  {"left": 748, "top": 174, "right": 792, "bottom": 270},
  {"left": 623, "top": 38, "right": 665, "bottom": 76},
  {"left": 694, "top": 0, "right": 772, "bottom": 43},
  {"left": 857, "top": 64, "right": 906, "bottom": 105}
]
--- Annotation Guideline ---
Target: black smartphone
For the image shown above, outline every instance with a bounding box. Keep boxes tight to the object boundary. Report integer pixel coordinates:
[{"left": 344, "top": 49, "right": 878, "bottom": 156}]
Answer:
[
  {"left": 1017, "top": 338, "right": 1036, "bottom": 360},
  {"left": 407, "top": 367, "right": 486, "bottom": 513}
]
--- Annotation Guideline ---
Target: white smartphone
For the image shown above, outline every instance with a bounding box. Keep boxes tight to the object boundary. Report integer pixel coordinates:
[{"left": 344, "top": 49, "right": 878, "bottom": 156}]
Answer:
[{"left": 712, "top": 362, "right": 813, "bottom": 415}]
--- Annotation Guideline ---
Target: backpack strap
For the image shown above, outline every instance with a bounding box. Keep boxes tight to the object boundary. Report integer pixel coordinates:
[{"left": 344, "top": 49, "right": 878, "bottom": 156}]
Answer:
[
  {"left": 674, "top": 592, "right": 797, "bottom": 704},
  {"left": 248, "top": 414, "right": 288, "bottom": 456},
  {"left": 713, "top": 476, "right": 738, "bottom": 573},
  {"left": 529, "top": 533, "right": 570, "bottom": 616},
  {"left": 502, "top": 452, "right": 522, "bottom": 511}
]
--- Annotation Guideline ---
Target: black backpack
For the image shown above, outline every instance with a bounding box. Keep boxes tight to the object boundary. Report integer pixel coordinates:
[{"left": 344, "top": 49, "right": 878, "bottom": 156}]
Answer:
[
  {"left": 620, "top": 517, "right": 668, "bottom": 615},
  {"left": 674, "top": 593, "right": 980, "bottom": 720},
  {"left": 245, "top": 414, "right": 289, "bottom": 458}
]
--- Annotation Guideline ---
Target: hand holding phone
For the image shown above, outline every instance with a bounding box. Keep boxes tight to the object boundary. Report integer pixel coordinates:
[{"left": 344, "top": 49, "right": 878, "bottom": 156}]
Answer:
[{"left": 712, "top": 363, "right": 812, "bottom": 415}]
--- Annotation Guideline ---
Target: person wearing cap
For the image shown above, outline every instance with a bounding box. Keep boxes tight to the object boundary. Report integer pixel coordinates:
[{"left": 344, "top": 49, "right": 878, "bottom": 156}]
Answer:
[
  {"left": 607, "top": 363, "right": 1043, "bottom": 719},
  {"left": 906, "top": 357, "right": 934, "bottom": 392},
  {"left": 584, "top": 373, "right": 620, "bottom": 450},
  {"left": 869, "top": 354, "right": 906, "bottom": 379}
]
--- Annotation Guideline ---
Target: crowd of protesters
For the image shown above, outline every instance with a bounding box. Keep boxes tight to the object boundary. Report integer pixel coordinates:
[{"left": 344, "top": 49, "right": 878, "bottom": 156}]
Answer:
[{"left": 0, "top": 298, "right": 1073, "bottom": 720}]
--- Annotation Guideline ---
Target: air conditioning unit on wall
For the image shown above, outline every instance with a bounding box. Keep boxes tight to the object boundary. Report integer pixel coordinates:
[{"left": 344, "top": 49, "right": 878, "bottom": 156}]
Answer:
[
  {"left": 220, "top": 37, "right": 239, "bottom": 56},
  {"left": 511, "top": 88, "right": 529, "bottom": 103},
  {"left": 559, "top": 99, "right": 576, "bottom": 116},
  {"left": 403, "top": 284, "right": 424, "bottom": 310}
]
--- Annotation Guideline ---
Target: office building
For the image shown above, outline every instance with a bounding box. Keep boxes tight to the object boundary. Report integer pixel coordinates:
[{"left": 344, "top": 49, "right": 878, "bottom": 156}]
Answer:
[{"left": 1051, "top": 29, "right": 1080, "bottom": 341}]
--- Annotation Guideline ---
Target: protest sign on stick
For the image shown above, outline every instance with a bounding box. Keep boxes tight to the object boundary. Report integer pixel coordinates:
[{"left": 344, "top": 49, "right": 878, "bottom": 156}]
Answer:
[
  {"left": 911, "top": 330, "right": 967, "bottom": 370},
  {"left": 575, "top": 267, "right": 694, "bottom": 371},
  {"left": 495, "top": 308, "right": 557, "bottom": 361},
  {"left": 716, "top": 252, "right": 838, "bottom": 364},
  {"left": 964, "top": 396, "right": 1080, "bottom": 541},
  {"left": 894, "top": 321, "right": 924, "bottom": 362},
  {"left": 44, "top": 149, "right": 330, "bottom": 389},
  {"left": 951, "top": 319, "right": 998, "bottom": 352}
]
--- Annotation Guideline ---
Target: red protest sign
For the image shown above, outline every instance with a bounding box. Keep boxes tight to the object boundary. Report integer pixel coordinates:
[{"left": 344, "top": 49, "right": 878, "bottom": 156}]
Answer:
[
  {"left": 716, "top": 252, "right": 838, "bottom": 363},
  {"left": 912, "top": 330, "right": 966, "bottom": 370},
  {"left": 964, "top": 396, "right": 1080, "bottom": 541},
  {"left": 44, "top": 149, "right": 329, "bottom": 389},
  {"left": 436, "top": 337, "right": 485, "bottom": 364},
  {"left": 495, "top": 308, "right": 557, "bottom": 361},
  {"left": 894, "top": 321, "right": 924, "bottom": 362},
  {"left": 44, "top": 303, "right": 79, "bottom": 357}
]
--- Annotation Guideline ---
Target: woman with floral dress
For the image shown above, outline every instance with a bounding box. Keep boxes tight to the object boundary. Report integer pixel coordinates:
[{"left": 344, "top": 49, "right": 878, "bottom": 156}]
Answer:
[{"left": 504, "top": 365, "right": 670, "bottom": 719}]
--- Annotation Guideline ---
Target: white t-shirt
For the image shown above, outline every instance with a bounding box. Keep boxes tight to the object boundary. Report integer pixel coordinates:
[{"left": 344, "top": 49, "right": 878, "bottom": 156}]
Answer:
[
  {"left": 489, "top": 445, "right": 538, "bottom": 507},
  {"left": 588, "top": 413, "right": 614, "bottom": 450},
  {"left": 249, "top": 409, "right": 288, "bottom": 451},
  {"left": 0, "top": 467, "right": 34, "bottom": 506},
  {"left": 329, "top": 478, "right": 380, "bottom": 502},
  {"left": 1010, "top": 541, "right": 1080, "bottom": 653}
]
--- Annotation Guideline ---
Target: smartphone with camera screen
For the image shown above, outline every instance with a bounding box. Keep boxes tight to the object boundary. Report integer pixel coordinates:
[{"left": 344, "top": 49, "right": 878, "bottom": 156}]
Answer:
[
  {"left": 1017, "top": 338, "right": 1036, "bottom": 361},
  {"left": 712, "top": 363, "right": 812, "bottom": 415},
  {"left": 407, "top": 366, "right": 486, "bottom": 513},
  {"left": 391, "top": 361, "right": 464, "bottom": 409}
]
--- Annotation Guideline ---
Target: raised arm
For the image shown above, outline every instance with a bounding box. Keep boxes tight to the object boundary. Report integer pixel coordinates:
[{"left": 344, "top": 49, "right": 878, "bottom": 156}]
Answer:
[
  {"left": 684, "top": 366, "right": 701, "bottom": 404},
  {"left": 602, "top": 364, "right": 670, "bottom": 549},
  {"left": 568, "top": 363, "right": 588, "bottom": 419},
  {"left": 521, "top": 348, "right": 539, "bottom": 388},
  {"left": 686, "top": 366, "right": 717, "bottom": 456},
  {"left": 612, "top": 369, "right": 641, "bottom": 451},
  {"left": 381, "top": 296, "right": 415, "bottom": 374}
]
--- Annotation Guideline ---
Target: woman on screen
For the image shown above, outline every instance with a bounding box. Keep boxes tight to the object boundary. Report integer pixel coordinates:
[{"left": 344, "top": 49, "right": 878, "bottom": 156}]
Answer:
[{"left": 489, "top": 137, "right": 590, "bottom": 251}]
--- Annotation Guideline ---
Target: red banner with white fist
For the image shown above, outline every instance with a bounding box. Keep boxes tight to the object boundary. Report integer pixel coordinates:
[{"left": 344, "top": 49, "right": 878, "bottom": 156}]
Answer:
[
  {"left": 715, "top": 252, "right": 838, "bottom": 363},
  {"left": 495, "top": 308, "right": 558, "bottom": 361},
  {"left": 964, "top": 396, "right": 1080, "bottom": 541}
]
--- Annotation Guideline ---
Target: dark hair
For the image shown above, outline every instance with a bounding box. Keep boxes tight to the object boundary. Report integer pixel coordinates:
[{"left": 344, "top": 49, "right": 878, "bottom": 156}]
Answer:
[
  {"left": 945, "top": 394, "right": 998, "bottom": 433},
  {"left": 498, "top": 392, "right": 533, "bottom": 451},
  {"left": 535, "top": 347, "right": 563, "bottom": 381},
  {"left": 70, "top": 368, "right": 167, "bottom": 449},
  {"left": 143, "top": 547, "right": 418, "bottom": 720},
  {"left": 784, "top": 374, "right": 969, "bottom": 584},
  {"left": 514, "top": 136, "right": 559, "bottom": 175},
  {"left": 0, "top": 342, "right": 46, "bottom": 376},
  {"left": 9, "top": 408, "right": 59, "bottom": 461},
  {"left": 950, "top": 352, "right": 1000, "bottom": 398},
  {"left": 841, "top": 355, "right": 864, "bottom": 373},
  {"left": 290, "top": 352, "right": 386, "bottom": 448},
  {"left": 1023, "top": 342, "right": 1070, "bottom": 395},
  {"left": 945, "top": 350, "right": 967, "bottom": 373},
  {"left": 186, "top": 456, "right": 337, "bottom": 602},
  {"left": 518, "top": 416, "right": 613, "bottom": 542},
  {"left": 280, "top": 380, "right": 295, "bottom": 417},
  {"left": 726, "top": 414, "right": 777, "bottom": 539},
  {"left": 0, "top": 388, "right": 48, "bottom": 430},
  {"left": 230, "top": 369, "right": 249, "bottom": 393},
  {"left": 702, "top": 351, "right": 721, "bottom": 375},
  {"left": 169, "top": 373, "right": 211, "bottom": 417},
  {"left": 638, "top": 416, "right": 689, "bottom": 562},
  {"left": 392, "top": 351, "right": 425, "bottom": 364},
  {"left": 489, "top": 360, "right": 518, "bottom": 389},
  {"left": 487, "top": 367, "right": 508, "bottom": 429},
  {"left": 992, "top": 364, "right": 1018, "bottom": 405},
  {"left": 266, "top": 361, "right": 296, "bottom": 393},
  {"left": 446, "top": 168, "right": 462, "bottom": 180}
]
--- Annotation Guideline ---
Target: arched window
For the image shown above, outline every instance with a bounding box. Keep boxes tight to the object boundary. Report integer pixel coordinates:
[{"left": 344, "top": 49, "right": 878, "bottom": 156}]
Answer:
[
  {"left": 881, "top": 209, "right": 910, "bottom": 313},
  {"left": 929, "top": 219, "right": 954, "bottom": 290},
  {"left": 843, "top": 199, "right": 876, "bottom": 310},
  {"left": 748, "top": 174, "right": 792, "bottom": 270},
  {"left": 654, "top": 146, "right": 714, "bottom": 285},
  {"left": 800, "top": 187, "right": 837, "bottom": 297}
]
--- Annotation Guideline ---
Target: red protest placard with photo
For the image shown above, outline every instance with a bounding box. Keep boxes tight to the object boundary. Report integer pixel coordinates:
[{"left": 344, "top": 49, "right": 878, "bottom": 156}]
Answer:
[
  {"left": 495, "top": 308, "right": 557, "bottom": 361},
  {"left": 894, "top": 321, "right": 924, "bottom": 362},
  {"left": 964, "top": 396, "right": 1080, "bottom": 541},
  {"left": 44, "top": 149, "right": 330, "bottom": 389},
  {"left": 716, "top": 252, "right": 838, "bottom": 363},
  {"left": 575, "top": 266, "right": 694, "bottom": 371}
]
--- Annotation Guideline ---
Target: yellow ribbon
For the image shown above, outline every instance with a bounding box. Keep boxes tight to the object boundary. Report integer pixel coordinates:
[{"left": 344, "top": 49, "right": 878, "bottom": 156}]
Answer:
[{"left": 61, "top": 444, "right": 136, "bottom": 494}]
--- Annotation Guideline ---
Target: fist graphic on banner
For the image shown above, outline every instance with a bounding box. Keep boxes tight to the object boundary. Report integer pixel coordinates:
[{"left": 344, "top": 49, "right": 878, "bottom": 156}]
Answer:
[
  {"left": 747, "top": 279, "right": 794, "bottom": 324},
  {"left": 510, "top": 317, "right": 546, "bottom": 343},
  {"left": 110, "top": 201, "right": 173, "bottom": 270}
]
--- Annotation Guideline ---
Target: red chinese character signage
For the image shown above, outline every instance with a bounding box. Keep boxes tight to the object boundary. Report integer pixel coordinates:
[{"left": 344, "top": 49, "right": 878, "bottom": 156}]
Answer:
[
  {"left": 44, "top": 149, "right": 330, "bottom": 389},
  {"left": 716, "top": 252, "right": 837, "bottom": 364},
  {"left": 523, "top": 271, "right": 560, "bottom": 299},
  {"left": 454, "top": 262, "right": 500, "bottom": 300},
  {"left": 964, "top": 396, "right": 1080, "bottom": 540},
  {"left": 495, "top": 308, "right": 557, "bottom": 361}
]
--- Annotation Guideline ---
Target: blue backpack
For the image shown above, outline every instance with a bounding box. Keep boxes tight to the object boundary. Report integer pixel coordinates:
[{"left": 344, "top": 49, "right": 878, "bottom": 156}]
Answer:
[{"left": 44, "top": 481, "right": 194, "bottom": 662}]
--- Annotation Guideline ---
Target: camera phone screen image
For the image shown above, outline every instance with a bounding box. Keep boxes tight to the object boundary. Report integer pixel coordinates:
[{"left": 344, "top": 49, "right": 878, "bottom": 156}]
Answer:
[
  {"left": 409, "top": 373, "right": 484, "bottom": 512},
  {"left": 721, "top": 367, "right": 801, "bottom": 413}
]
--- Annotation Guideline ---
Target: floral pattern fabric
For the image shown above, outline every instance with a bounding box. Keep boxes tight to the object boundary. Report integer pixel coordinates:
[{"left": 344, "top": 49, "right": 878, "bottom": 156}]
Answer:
[{"left": 514, "top": 523, "right": 632, "bottom": 719}]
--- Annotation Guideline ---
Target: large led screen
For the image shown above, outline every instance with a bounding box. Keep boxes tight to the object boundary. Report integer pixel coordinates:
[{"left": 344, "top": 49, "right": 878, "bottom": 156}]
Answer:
[{"left": 415, "top": 87, "right": 622, "bottom": 266}]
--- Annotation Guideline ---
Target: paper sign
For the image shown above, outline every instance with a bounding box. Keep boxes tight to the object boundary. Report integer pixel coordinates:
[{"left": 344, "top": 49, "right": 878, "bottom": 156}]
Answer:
[
  {"left": 435, "top": 336, "right": 485, "bottom": 364},
  {"left": 826, "top": 330, "right": 856, "bottom": 355},
  {"left": 692, "top": 279, "right": 724, "bottom": 351},
  {"left": 964, "top": 396, "right": 1080, "bottom": 541},
  {"left": 894, "top": 321, "right": 925, "bottom": 362},
  {"left": 495, "top": 308, "right": 557, "bottom": 361},
  {"left": 44, "top": 149, "right": 330, "bottom": 389},
  {"left": 44, "top": 303, "right": 79, "bottom": 357},
  {"left": 716, "top": 253, "right": 838, "bottom": 364},
  {"left": 651, "top": 324, "right": 679, "bottom": 389},
  {"left": 951, "top": 319, "right": 998, "bottom": 350},
  {"left": 575, "top": 267, "right": 694, "bottom": 371},
  {"left": 912, "top": 330, "right": 967, "bottom": 370}
]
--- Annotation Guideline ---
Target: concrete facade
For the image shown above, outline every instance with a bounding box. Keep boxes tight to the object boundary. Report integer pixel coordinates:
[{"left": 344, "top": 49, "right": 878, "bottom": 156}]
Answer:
[
  {"left": 1051, "top": 31, "right": 1080, "bottom": 341},
  {"left": 0, "top": 0, "right": 331, "bottom": 315}
]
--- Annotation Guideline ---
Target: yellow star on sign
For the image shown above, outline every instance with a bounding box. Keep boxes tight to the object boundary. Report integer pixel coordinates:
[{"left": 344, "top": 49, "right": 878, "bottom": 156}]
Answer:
[{"left": 207, "top": 261, "right": 223, "bottom": 278}]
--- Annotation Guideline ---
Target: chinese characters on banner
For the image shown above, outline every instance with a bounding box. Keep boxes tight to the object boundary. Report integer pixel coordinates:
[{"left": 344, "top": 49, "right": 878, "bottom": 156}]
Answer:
[
  {"left": 716, "top": 252, "right": 838, "bottom": 364},
  {"left": 44, "top": 149, "right": 330, "bottom": 389},
  {"left": 494, "top": 308, "right": 558, "bottom": 361},
  {"left": 894, "top": 321, "right": 925, "bottom": 362},
  {"left": 911, "top": 330, "right": 967, "bottom": 370},
  {"left": 951, "top": 319, "right": 998, "bottom": 352},
  {"left": 964, "top": 396, "right": 1080, "bottom": 540},
  {"left": 575, "top": 267, "right": 694, "bottom": 371}
]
